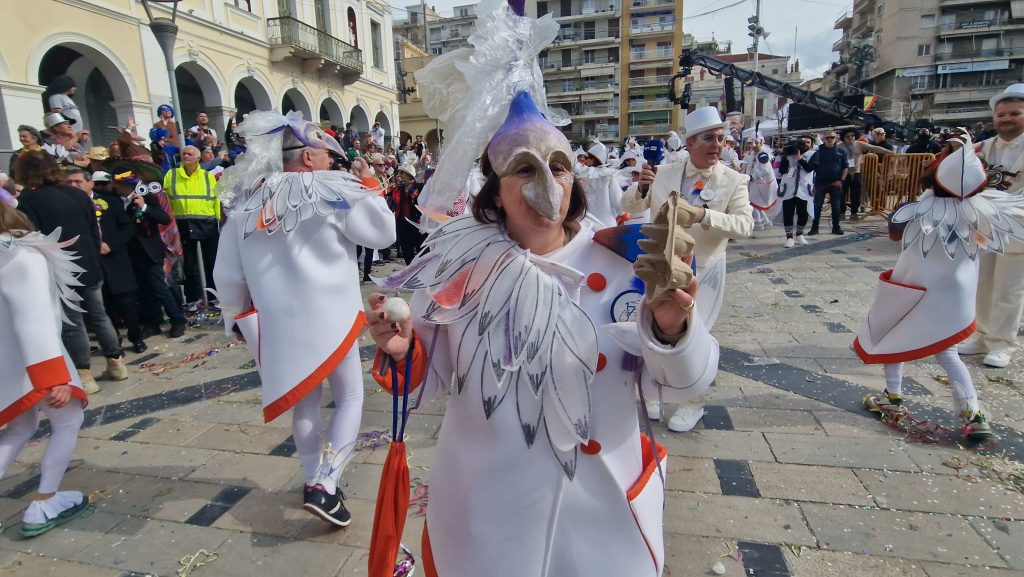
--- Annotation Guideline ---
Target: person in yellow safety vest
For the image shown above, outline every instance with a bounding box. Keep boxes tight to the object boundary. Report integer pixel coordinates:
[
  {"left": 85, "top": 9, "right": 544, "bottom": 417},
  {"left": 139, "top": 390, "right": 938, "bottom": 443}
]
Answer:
[{"left": 162, "top": 145, "right": 221, "bottom": 309}]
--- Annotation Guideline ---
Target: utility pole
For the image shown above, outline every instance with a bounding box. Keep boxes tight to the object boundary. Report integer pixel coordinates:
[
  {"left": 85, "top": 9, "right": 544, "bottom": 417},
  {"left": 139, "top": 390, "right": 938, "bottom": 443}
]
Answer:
[
  {"left": 746, "top": 0, "right": 768, "bottom": 121},
  {"left": 421, "top": 0, "right": 429, "bottom": 52}
]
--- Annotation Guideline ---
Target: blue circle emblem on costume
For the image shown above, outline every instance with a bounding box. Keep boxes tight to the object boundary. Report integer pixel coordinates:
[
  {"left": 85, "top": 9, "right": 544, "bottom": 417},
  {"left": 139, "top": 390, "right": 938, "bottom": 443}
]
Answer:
[{"left": 610, "top": 289, "right": 643, "bottom": 323}]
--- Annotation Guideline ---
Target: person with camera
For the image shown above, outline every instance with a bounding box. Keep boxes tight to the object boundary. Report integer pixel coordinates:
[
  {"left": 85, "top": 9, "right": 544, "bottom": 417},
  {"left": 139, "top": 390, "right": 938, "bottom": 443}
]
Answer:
[
  {"left": 778, "top": 136, "right": 816, "bottom": 247},
  {"left": 807, "top": 130, "right": 849, "bottom": 236},
  {"left": 187, "top": 112, "right": 218, "bottom": 148}
]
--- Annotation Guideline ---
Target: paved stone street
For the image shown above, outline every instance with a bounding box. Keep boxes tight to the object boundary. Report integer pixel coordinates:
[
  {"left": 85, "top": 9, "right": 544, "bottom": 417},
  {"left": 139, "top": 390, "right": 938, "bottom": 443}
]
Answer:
[{"left": 2, "top": 215, "right": 1023, "bottom": 577}]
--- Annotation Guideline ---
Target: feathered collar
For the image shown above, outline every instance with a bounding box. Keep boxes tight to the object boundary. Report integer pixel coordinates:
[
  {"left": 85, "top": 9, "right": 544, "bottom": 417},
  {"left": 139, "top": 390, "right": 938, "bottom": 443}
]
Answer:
[
  {"left": 891, "top": 188, "right": 1024, "bottom": 260},
  {"left": 0, "top": 229, "right": 84, "bottom": 322},
  {"left": 377, "top": 215, "right": 598, "bottom": 479},
  {"left": 232, "top": 170, "right": 382, "bottom": 239}
]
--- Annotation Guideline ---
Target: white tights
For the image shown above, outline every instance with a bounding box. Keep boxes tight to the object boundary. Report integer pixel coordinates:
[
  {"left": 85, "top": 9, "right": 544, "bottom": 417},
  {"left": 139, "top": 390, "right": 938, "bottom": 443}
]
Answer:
[
  {"left": 0, "top": 400, "right": 84, "bottom": 494},
  {"left": 291, "top": 348, "right": 363, "bottom": 494},
  {"left": 884, "top": 346, "right": 978, "bottom": 413}
]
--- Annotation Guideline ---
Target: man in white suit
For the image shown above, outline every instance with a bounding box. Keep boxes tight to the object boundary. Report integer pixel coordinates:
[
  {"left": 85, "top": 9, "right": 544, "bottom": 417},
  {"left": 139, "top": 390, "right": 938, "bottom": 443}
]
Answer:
[
  {"left": 960, "top": 84, "right": 1024, "bottom": 368},
  {"left": 621, "top": 106, "right": 754, "bottom": 431}
]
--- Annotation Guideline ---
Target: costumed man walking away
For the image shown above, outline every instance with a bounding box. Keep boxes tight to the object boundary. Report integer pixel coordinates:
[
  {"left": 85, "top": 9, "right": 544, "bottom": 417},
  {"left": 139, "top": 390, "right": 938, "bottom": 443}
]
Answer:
[
  {"left": 621, "top": 106, "right": 753, "bottom": 432},
  {"left": 855, "top": 131, "right": 1024, "bottom": 440},
  {"left": 366, "top": 0, "right": 720, "bottom": 574},
  {"left": 959, "top": 83, "right": 1024, "bottom": 368},
  {"left": 0, "top": 197, "right": 91, "bottom": 537},
  {"left": 213, "top": 111, "right": 397, "bottom": 526}
]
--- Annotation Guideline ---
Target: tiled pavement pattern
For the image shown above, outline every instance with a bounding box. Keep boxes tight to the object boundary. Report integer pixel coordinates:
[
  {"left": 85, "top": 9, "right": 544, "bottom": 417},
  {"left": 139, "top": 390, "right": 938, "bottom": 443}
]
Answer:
[{"left": 2, "top": 215, "right": 1023, "bottom": 577}]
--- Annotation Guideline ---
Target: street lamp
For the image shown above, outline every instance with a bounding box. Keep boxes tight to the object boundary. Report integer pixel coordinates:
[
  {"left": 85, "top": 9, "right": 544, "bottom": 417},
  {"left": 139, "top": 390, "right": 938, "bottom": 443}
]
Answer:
[{"left": 140, "top": 0, "right": 187, "bottom": 150}]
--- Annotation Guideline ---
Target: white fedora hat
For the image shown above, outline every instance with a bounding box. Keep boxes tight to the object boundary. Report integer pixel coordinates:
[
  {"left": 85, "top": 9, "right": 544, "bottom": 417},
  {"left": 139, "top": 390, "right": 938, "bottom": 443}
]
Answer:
[
  {"left": 683, "top": 106, "right": 729, "bottom": 138},
  {"left": 990, "top": 83, "right": 1024, "bottom": 110}
]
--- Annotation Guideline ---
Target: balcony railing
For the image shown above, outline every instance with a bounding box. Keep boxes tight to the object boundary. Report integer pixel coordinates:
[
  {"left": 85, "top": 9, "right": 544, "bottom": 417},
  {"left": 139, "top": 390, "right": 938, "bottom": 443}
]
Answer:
[
  {"left": 596, "top": 130, "right": 620, "bottom": 140},
  {"left": 631, "top": 49, "right": 673, "bottom": 60},
  {"left": 553, "top": 31, "right": 620, "bottom": 42},
  {"left": 630, "top": 0, "right": 675, "bottom": 10},
  {"left": 938, "top": 18, "right": 1012, "bottom": 31},
  {"left": 834, "top": 11, "right": 852, "bottom": 29},
  {"left": 630, "top": 22, "right": 675, "bottom": 34},
  {"left": 628, "top": 99, "right": 672, "bottom": 110},
  {"left": 548, "top": 82, "right": 618, "bottom": 94},
  {"left": 547, "top": 4, "right": 621, "bottom": 18},
  {"left": 934, "top": 47, "right": 1016, "bottom": 61},
  {"left": 629, "top": 75, "right": 670, "bottom": 86},
  {"left": 628, "top": 123, "right": 670, "bottom": 134},
  {"left": 268, "top": 17, "right": 363, "bottom": 74},
  {"left": 542, "top": 55, "right": 620, "bottom": 69}
]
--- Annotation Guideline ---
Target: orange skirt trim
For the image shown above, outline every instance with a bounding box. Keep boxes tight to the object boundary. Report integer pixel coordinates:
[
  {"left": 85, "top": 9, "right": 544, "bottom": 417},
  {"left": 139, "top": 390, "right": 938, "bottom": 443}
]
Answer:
[
  {"left": 371, "top": 331, "right": 427, "bottom": 394},
  {"left": 262, "top": 310, "right": 367, "bottom": 422},
  {"left": 422, "top": 521, "right": 439, "bottom": 577},
  {"left": 854, "top": 320, "right": 976, "bottom": 364},
  {"left": 0, "top": 387, "right": 88, "bottom": 428},
  {"left": 627, "top": 434, "right": 668, "bottom": 502},
  {"left": 26, "top": 357, "right": 72, "bottom": 390},
  {"left": 750, "top": 200, "right": 777, "bottom": 211}
]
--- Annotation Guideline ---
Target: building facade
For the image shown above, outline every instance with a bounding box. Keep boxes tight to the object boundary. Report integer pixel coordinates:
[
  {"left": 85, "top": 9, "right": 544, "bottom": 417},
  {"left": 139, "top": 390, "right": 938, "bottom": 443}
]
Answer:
[
  {"left": 427, "top": 4, "right": 478, "bottom": 55},
  {"left": 825, "top": 0, "right": 1024, "bottom": 126},
  {"left": 394, "top": 3, "right": 442, "bottom": 52},
  {"left": 0, "top": 0, "right": 401, "bottom": 156}
]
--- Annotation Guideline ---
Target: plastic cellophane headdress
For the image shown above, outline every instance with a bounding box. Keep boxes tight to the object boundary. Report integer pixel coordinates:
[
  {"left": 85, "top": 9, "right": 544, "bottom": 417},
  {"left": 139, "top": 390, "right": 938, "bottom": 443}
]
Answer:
[{"left": 413, "top": 0, "right": 567, "bottom": 216}]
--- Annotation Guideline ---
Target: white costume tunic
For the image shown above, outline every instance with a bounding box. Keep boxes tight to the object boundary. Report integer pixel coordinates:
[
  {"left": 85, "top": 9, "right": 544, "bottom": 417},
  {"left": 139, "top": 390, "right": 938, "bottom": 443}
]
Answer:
[
  {"left": 575, "top": 165, "right": 623, "bottom": 227},
  {"left": 747, "top": 160, "right": 780, "bottom": 214},
  {"left": 376, "top": 217, "right": 719, "bottom": 577},
  {"left": 0, "top": 231, "right": 85, "bottom": 425},
  {"left": 213, "top": 171, "right": 396, "bottom": 421}
]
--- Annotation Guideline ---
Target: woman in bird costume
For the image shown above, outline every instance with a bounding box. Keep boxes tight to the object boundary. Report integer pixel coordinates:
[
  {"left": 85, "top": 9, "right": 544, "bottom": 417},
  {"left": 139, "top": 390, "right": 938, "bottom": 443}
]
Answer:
[
  {"left": 365, "top": 0, "right": 720, "bottom": 574},
  {"left": 855, "top": 132, "right": 1024, "bottom": 440}
]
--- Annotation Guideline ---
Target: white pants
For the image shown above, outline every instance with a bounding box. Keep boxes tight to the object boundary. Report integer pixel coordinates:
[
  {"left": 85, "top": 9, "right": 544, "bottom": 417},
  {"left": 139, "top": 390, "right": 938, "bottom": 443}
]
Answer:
[
  {"left": 290, "top": 347, "right": 363, "bottom": 493},
  {"left": 975, "top": 251, "right": 1024, "bottom": 352},
  {"left": 0, "top": 400, "right": 84, "bottom": 494}
]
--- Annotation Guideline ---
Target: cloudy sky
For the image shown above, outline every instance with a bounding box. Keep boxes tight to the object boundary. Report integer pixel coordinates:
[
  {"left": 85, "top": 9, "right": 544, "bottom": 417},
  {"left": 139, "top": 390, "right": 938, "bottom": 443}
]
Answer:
[{"left": 394, "top": 0, "right": 848, "bottom": 80}]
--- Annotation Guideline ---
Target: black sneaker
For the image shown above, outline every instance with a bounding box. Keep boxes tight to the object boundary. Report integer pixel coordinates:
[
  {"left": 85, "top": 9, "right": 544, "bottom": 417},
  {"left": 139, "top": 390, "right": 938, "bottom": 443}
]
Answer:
[
  {"left": 141, "top": 325, "right": 162, "bottom": 339},
  {"left": 832, "top": 227, "right": 845, "bottom": 235},
  {"left": 807, "top": 227, "right": 819, "bottom": 236},
  {"left": 131, "top": 339, "right": 148, "bottom": 354},
  {"left": 303, "top": 484, "right": 351, "bottom": 527}
]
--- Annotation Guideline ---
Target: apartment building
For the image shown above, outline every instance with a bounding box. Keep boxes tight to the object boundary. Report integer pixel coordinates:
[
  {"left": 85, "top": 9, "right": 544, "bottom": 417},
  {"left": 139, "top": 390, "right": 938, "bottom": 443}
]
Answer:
[
  {"left": 427, "top": 4, "right": 478, "bottom": 55},
  {"left": 0, "top": 0, "right": 400, "bottom": 153},
  {"left": 826, "top": 0, "right": 1024, "bottom": 126},
  {"left": 520, "top": 0, "right": 683, "bottom": 146},
  {"left": 394, "top": 4, "right": 442, "bottom": 51}
]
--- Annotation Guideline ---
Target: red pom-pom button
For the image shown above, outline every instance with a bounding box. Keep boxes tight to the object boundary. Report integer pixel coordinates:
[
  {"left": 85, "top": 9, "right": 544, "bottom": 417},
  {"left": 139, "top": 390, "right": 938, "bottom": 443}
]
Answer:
[
  {"left": 586, "top": 273, "right": 607, "bottom": 292},
  {"left": 581, "top": 439, "right": 602, "bottom": 455}
]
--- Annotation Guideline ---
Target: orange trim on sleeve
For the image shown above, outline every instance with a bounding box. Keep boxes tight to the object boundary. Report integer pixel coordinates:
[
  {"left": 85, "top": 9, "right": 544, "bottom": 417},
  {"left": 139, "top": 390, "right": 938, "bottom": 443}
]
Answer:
[
  {"left": 371, "top": 333, "right": 427, "bottom": 394},
  {"left": 361, "top": 176, "right": 385, "bottom": 196},
  {"left": 854, "top": 320, "right": 976, "bottom": 364},
  {"left": 25, "top": 357, "right": 72, "bottom": 390},
  {"left": 262, "top": 310, "right": 367, "bottom": 422},
  {"left": 0, "top": 387, "right": 87, "bottom": 428}
]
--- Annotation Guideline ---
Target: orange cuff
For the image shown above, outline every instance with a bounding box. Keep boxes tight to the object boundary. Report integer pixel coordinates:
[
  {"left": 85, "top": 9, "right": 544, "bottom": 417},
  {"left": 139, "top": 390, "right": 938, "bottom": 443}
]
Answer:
[
  {"left": 362, "top": 176, "right": 385, "bottom": 196},
  {"left": 372, "top": 333, "right": 427, "bottom": 394},
  {"left": 25, "top": 357, "right": 72, "bottom": 390}
]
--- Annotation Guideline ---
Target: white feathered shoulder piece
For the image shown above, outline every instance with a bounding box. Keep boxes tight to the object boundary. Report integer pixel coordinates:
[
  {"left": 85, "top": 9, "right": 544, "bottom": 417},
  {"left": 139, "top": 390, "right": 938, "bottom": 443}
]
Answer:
[
  {"left": 0, "top": 229, "right": 84, "bottom": 322},
  {"left": 891, "top": 134, "right": 1024, "bottom": 260},
  {"left": 376, "top": 215, "right": 598, "bottom": 479},
  {"left": 233, "top": 171, "right": 383, "bottom": 239}
]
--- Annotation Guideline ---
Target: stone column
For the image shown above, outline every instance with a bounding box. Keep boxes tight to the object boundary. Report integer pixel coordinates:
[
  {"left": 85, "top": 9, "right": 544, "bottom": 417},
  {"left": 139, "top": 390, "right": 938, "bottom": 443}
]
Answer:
[{"left": 0, "top": 81, "right": 46, "bottom": 168}]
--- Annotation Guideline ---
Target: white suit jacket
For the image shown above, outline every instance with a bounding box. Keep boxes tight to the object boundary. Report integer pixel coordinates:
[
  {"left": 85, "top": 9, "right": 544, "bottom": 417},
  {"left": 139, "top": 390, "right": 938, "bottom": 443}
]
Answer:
[
  {"left": 977, "top": 137, "right": 1024, "bottom": 253},
  {"left": 620, "top": 156, "right": 754, "bottom": 265}
]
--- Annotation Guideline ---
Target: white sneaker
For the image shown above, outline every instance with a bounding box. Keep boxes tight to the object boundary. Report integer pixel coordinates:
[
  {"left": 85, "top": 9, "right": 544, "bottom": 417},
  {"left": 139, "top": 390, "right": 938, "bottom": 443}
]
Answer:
[
  {"left": 667, "top": 404, "right": 704, "bottom": 432},
  {"left": 644, "top": 400, "right": 662, "bottom": 420},
  {"left": 983, "top": 349, "right": 1012, "bottom": 368},
  {"left": 784, "top": 237, "right": 795, "bottom": 248},
  {"left": 797, "top": 234, "right": 808, "bottom": 245},
  {"left": 957, "top": 338, "right": 987, "bottom": 355}
]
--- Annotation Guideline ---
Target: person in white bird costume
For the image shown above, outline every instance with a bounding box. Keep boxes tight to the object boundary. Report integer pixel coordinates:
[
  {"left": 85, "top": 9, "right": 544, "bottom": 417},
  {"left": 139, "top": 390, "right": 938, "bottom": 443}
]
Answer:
[
  {"left": 213, "top": 111, "right": 397, "bottom": 526},
  {"left": 856, "top": 130, "right": 1024, "bottom": 440}
]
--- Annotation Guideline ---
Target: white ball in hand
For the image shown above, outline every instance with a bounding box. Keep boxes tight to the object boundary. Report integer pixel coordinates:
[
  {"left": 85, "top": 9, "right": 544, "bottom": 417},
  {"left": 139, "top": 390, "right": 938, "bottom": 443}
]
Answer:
[{"left": 382, "top": 297, "right": 411, "bottom": 323}]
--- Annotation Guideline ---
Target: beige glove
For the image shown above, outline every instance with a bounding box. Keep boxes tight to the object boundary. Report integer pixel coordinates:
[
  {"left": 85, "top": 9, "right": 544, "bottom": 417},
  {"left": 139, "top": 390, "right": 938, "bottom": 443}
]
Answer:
[{"left": 636, "top": 190, "right": 701, "bottom": 304}]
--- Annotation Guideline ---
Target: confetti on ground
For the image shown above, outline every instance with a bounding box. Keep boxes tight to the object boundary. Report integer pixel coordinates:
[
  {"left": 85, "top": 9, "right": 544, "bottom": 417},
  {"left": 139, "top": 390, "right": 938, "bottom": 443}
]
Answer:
[
  {"left": 178, "top": 549, "right": 218, "bottom": 577},
  {"left": 140, "top": 342, "right": 240, "bottom": 376},
  {"left": 409, "top": 477, "right": 429, "bottom": 517},
  {"left": 355, "top": 430, "right": 392, "bottom": 452}
]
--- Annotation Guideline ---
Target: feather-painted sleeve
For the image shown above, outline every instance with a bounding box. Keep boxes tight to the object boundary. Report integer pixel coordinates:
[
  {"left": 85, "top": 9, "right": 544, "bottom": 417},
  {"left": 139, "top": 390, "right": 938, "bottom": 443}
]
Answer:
[{"left": 635, "top": 300, "right": 719, "bottom": 405}]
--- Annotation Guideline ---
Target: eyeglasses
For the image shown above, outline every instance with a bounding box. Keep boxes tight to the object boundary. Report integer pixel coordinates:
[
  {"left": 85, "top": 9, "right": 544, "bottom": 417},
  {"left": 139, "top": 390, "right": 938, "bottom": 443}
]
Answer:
[
  {"left": 373, "top": 163, "right": 385, "bottom": 167},
  {"left": 824, "top": 136, "right": 836, "bottom": 140}
]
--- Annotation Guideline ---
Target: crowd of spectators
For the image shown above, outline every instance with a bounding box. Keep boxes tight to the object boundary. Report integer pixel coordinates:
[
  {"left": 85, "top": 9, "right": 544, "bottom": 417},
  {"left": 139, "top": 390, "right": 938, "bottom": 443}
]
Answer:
[{"left": 3, "top": 75, "right": 435, "bottom": 392}]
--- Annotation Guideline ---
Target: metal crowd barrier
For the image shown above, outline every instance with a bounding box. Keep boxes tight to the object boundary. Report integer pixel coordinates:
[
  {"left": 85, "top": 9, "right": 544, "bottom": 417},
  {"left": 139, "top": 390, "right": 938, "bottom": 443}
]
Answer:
[{"left": 859, "top": 153, "right": 935, "bottom": 216}]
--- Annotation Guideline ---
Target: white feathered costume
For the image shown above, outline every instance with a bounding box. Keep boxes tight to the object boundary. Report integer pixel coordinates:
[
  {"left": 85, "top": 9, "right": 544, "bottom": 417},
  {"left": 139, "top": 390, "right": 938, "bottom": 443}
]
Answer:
[{"left": 855, "top": 136, "right": 1024, "bottom": 363}]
